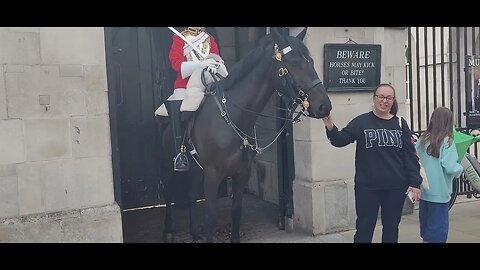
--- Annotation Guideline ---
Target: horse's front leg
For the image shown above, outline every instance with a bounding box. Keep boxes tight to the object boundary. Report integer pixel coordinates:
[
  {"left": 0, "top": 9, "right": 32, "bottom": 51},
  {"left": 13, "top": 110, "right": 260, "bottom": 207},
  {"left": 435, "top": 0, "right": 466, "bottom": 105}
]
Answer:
[
  {"left": 161, "top": 169, "right": 175, "bottom": 243},
  {"left": 231, "top": 165, "right": 252, "bottom": 243},
  {"left": 163, "top": 193, "right": 175, "bottom": 242},
  {"left": 188, "top": 204, "right": 202, "bottom": 242},
  {"left": 203, "top": 166, "right": 223, "bottom": 243},
  {"left": 187, "top": 166, "right": 204, "bottom": 242}
]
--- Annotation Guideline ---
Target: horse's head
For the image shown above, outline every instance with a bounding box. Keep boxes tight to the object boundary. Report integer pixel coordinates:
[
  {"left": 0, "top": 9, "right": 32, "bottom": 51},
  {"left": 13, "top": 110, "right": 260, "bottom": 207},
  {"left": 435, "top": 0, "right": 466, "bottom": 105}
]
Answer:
[{"left": 270, "top": 27, "right": 332, "bottom": 119}]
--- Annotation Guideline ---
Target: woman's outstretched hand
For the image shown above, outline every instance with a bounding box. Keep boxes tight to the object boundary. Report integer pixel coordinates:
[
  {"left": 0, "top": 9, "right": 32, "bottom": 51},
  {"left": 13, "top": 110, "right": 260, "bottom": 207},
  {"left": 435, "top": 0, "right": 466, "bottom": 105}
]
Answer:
[{"left": 322, "top": 115, "right": 334, "bottom": 131}]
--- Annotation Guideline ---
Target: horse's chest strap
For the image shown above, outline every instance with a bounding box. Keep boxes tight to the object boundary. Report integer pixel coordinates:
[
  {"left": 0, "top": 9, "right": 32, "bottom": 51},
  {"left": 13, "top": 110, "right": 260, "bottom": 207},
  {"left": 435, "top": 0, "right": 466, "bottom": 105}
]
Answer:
[{"left": 213, "top": 94, "right": 229, "bottom": 123}]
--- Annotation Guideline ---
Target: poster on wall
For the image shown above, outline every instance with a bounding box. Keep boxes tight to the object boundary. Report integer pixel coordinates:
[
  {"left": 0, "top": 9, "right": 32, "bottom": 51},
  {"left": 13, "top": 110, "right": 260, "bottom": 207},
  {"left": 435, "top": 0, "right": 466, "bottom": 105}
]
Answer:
[
  {"left": 466, "top": 55, "right": 480, "bottom": 129},
  {"left": 323, "top": 44, "right": 381, "bottom": 92}
]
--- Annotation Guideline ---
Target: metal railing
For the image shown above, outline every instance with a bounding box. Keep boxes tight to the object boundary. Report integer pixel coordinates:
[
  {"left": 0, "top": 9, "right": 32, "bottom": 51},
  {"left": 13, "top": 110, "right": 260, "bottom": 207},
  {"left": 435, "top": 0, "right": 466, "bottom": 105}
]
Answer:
[{"left": 407, "top": 27, "right": 480, "bottom": 200}]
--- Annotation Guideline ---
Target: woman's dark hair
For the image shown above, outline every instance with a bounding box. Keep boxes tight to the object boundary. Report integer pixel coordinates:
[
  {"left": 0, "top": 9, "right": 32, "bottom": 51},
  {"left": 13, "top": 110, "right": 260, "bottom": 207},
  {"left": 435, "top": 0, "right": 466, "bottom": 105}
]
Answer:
[
  {"left": 373, "top": 83, "right": 398, "bottom": 115},
  {"left": 419, "top": 107, "right": 454, "bottom": 158}
]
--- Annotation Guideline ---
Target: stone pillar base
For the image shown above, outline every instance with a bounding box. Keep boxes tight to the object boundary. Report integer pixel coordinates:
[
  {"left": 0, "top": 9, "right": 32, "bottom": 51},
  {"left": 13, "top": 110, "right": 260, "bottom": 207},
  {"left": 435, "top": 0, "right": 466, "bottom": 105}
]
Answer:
[
  {"left": 0, "top": 203, "right": 122, "bottom": 242},
  {"left": 292, "top": 178, "right": 356, "bottom": 235}
]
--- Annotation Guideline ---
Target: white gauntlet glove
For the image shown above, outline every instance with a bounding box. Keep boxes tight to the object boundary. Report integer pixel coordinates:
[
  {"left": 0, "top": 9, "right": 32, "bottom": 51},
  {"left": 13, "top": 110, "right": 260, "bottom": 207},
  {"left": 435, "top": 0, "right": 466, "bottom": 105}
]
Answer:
[
  {"left": 205, "top": 53, "right": 224, "bottom": 63},
  {"left": 181, "top": 59, "right": 220, "bottom": 79},
  {"left": 181, "top": 61, "right": 201, "bottom": 79},
  {"left": 201, "top": 58, "right": 219, "bottom": 74},
  {"left": 206, "top": 54, "right": 228, "bottom": 75}
]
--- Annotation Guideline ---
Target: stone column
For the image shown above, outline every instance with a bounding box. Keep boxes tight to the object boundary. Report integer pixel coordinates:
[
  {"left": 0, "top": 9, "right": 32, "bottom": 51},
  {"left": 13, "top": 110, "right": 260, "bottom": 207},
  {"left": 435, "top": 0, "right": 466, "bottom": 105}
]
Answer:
[{"left": 0, "top": 27, "right": 122, "bottom": 242}]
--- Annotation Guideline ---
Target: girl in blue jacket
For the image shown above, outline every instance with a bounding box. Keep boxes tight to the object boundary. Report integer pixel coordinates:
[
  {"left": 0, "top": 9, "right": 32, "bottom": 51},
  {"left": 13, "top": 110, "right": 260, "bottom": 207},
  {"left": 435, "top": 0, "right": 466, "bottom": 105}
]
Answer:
[{"left": 416, "top": 107, "right": 463, "bottom": 243}]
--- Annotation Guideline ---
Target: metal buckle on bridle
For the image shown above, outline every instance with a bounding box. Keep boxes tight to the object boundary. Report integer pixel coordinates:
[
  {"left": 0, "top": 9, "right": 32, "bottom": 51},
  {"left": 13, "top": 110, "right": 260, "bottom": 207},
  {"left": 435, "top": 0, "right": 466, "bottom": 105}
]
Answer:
[
  {"left": 297, "top": 90, "right": 309, "bottom": 110},
  {"left": 278, "top": 67, "right": 288, "bottom": 77},
  {"left": 298, "top": 89, "right": 305, "bottom": 97}
]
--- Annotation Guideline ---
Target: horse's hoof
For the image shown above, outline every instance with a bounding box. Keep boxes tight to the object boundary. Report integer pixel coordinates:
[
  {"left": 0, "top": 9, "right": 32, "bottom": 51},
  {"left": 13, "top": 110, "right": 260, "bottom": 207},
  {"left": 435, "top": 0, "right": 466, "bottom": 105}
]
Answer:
[
  {"left": 231, "top": 231, "right": 245, "bottom": 243},
  {"left": 163, "top": 232, "right": 175, "bottom": 243},
  {"left": 192, "top": 237, "right": 206, "bottom": 243},
  {"left": 205, "top": 237, "right": 213, "bottom": 243},
  {"left": 192, "top": 234, "right": 204, "bottom": 242}
]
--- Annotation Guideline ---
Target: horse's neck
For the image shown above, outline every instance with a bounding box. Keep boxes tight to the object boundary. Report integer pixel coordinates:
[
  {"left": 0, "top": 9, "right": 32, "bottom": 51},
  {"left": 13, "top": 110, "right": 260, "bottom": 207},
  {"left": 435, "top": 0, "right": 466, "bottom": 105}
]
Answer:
[{"left": 228, "top": 59, "right": 275, "bottom": 129}]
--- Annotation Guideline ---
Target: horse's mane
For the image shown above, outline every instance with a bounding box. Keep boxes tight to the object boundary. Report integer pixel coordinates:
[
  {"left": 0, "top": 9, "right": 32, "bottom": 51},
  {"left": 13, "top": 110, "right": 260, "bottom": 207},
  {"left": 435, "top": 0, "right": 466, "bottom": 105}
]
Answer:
[
  {"left": 286, "top": 35, "right": 311, "bottom": 59},
  {"left": 218, "top": 33, "right": 311, "bottom": 91},
  {"left": 218, "top": 35, "right": 273, "bottom": 91}
]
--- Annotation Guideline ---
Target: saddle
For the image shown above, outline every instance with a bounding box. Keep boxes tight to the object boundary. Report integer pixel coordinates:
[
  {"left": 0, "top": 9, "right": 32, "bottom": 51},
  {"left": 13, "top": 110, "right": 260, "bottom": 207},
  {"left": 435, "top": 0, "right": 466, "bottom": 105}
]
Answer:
[
  {"left": 155, "top": 59, "right": 228, "bottom": 117},
  {"left": 183, "top": 79, "right": 227, "bottom": 166}
]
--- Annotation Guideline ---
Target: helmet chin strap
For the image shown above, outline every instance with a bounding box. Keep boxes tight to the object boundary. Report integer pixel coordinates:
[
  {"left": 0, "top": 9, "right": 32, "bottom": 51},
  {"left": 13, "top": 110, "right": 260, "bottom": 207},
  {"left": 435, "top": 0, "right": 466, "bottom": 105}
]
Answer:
[{"left": 186, "top": 27, "right": 205, "bottom": 35}]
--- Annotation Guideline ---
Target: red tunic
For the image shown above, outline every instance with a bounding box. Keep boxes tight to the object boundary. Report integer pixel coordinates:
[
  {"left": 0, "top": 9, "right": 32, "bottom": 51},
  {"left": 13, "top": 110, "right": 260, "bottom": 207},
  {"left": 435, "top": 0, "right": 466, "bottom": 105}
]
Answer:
[{"left": 169, "top": 33, "right": 219, "bottom": 90}]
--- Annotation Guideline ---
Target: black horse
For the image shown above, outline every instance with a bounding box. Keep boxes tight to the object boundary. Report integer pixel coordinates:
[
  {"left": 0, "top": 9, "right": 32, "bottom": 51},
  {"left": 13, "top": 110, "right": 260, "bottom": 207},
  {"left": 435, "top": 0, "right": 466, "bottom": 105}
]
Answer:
[{"left": 157, "top": 27, "right": 332, "bottom": 243}]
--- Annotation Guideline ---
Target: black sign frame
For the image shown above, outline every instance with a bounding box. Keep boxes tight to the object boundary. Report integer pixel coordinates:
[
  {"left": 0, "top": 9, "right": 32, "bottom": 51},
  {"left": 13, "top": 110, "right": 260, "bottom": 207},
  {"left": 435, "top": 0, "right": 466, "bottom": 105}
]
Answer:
[{"left": 323, "top": 43, "right": 382, "bottom": 92}]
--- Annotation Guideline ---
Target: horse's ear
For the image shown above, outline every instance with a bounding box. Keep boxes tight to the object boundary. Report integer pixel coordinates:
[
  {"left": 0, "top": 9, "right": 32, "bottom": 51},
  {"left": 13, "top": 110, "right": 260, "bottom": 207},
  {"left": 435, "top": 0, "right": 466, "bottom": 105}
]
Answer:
[
  {"left": 270, "top": 27, "right": 287, "bottom": 48},
  {"left": 279, "top": 27, "right": 289, "bottom": 36},
  {"left": 296, "top": 27, "right": 308, "bottom": 41},
  {"left": 270, "top": 27, "right": 281, "bottom": 41}
]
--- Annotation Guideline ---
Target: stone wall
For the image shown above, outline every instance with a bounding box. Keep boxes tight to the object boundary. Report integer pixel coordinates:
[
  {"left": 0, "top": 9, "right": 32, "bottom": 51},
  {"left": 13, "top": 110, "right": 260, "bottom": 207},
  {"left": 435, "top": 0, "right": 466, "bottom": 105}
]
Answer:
[{"left": 0, "top": 27, "right": 122, "bottom": 242}]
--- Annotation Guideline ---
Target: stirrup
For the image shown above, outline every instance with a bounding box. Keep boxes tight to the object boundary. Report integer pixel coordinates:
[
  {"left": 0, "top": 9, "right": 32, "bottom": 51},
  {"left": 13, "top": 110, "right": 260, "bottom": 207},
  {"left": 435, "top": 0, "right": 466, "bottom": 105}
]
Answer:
[{"left": 173, "top": 152, "right": 189, "bottom": 172}]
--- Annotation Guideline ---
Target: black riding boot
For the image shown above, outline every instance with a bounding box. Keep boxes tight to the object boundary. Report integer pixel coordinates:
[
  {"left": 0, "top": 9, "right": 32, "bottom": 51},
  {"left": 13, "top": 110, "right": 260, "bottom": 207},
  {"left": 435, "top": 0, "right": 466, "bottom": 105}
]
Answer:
[{"left": 166, "top": 100, "right": 189, "bottom": 172}]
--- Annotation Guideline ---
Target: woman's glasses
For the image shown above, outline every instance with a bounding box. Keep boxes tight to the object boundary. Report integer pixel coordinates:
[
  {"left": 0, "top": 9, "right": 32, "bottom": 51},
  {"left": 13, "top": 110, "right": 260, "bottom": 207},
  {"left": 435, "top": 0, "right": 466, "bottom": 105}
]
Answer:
[{"left": 374, "top": 94, "right": 395, "bottom": 102}]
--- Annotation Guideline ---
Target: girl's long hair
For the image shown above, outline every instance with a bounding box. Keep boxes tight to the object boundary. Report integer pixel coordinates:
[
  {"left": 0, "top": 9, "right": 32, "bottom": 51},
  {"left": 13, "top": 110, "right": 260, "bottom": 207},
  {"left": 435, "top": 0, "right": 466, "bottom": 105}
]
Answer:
[{"left": 419, "top": 107, "right": 454, "bottom": 158}]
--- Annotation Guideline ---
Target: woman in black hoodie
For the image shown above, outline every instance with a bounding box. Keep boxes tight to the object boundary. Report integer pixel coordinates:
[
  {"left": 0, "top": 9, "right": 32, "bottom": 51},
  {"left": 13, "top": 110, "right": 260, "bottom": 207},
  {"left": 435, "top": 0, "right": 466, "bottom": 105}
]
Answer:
[{"left": 322, "top": 83, "right": 422, "bottom": 243}]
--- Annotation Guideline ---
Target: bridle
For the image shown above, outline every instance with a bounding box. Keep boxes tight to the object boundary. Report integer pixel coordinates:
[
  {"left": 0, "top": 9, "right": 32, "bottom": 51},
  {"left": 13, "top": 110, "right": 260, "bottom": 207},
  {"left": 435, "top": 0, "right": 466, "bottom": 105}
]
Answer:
[
  {"left": 199, "top": 41, "right": 324, "bottom": 155},
  {"left": 272, "top": 43, "right": 323, "bottom": 118}
]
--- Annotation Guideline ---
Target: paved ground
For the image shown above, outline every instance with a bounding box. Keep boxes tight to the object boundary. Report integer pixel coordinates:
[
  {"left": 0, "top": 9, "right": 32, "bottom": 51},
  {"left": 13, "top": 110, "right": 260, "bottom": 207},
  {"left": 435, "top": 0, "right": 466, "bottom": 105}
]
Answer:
[
  {"left": 122, "top": 193, "right": 480, "bottom": 243},
  {"left": 122, "top": 193, "right": 281, "bottom": 243}
]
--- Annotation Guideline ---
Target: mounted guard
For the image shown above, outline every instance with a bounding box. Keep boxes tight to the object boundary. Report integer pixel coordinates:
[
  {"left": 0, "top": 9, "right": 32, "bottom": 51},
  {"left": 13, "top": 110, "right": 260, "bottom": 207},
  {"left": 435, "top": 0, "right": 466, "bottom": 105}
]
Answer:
[
  {"left": 157, "top": 27, "right": 332, "bottom": 243},
  {"left": 155, "top": 27, "right": 228, "bottom": 172}
]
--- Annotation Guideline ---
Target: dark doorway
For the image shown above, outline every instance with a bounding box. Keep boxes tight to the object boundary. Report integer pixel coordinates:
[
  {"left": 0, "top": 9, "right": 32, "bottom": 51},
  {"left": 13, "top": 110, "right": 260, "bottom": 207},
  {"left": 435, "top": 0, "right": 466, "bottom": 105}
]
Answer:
[{"left": 105, "top": 27, "right": 175, "bottom": 210}]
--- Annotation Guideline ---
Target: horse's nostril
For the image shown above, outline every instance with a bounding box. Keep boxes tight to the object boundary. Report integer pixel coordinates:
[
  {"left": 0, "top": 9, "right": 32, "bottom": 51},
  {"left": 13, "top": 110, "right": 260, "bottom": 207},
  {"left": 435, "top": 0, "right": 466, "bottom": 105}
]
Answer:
[
  {"left": 319, "top": 102, "right": 332, "bottom": 114},
  {"left": 318, "top": 104, "right": 325, "bottom": 113},
  {"left": 317, "top": 103, "right": 332, "bottom": 117}
]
